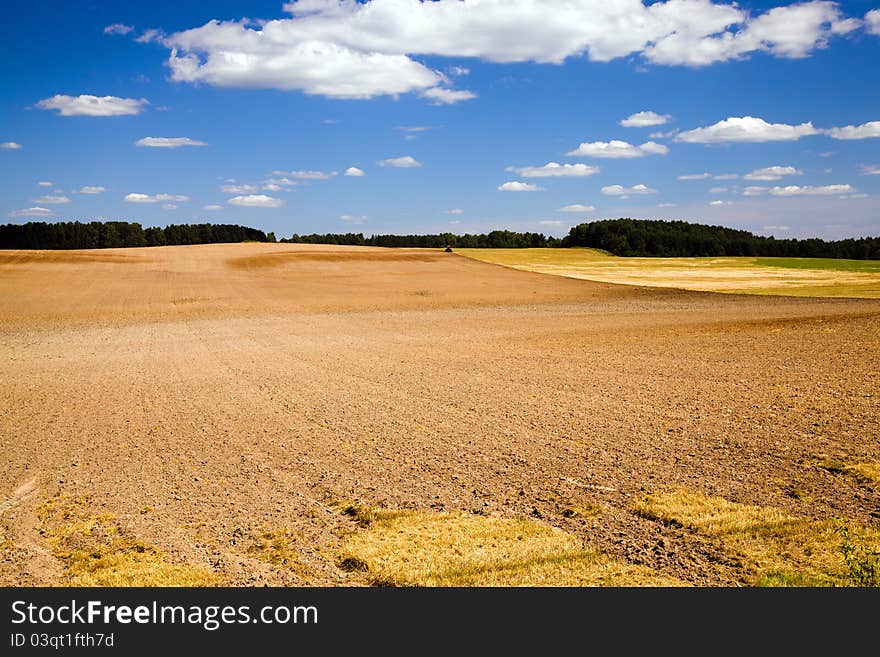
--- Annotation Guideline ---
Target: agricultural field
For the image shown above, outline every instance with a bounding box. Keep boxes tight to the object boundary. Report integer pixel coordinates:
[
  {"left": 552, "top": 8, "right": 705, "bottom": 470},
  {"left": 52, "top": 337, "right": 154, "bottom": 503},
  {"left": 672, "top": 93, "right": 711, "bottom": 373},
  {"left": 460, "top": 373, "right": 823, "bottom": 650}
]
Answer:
[
  {"left": 1, "top": 243, "right": 879, "bottom": 587},
  {"left": 462, "top": 248, "right": 880, "bottom": 298}
]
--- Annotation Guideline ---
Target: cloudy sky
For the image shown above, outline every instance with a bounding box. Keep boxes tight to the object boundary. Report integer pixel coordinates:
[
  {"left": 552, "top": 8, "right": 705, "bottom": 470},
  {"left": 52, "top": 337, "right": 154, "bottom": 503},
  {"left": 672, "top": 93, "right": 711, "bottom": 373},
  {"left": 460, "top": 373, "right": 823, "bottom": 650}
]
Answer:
[{"left": 2, "top": 0, "right": 879, "bottom": 239}]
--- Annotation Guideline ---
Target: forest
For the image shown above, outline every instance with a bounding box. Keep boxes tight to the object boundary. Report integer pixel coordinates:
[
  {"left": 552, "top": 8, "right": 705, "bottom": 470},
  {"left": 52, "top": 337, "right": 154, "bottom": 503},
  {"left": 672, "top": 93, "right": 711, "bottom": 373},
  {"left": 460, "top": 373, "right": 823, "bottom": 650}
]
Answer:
[
  {"left": 2, "top": 219, "right": 878, "bottom": 259},
  {"left": 0, "top": 221, "right": 273, "bottom": 249}
]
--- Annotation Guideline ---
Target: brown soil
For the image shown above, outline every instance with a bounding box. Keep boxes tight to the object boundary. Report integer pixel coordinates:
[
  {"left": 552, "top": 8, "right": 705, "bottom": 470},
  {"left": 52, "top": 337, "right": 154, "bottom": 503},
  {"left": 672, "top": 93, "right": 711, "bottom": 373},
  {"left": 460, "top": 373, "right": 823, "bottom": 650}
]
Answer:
[{"left": 1, "top": 242, "right": 878, "bottom": 586}]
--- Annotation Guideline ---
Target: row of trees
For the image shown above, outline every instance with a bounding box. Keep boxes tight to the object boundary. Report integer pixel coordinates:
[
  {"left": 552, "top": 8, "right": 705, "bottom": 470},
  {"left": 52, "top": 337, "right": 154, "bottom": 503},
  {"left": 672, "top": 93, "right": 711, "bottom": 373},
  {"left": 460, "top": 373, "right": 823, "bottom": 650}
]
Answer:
[
  {"left": 3, "top": 219, "right": 878, "bottom": 259},
  {"left": 562, "top": 219, "right": 880, "bottom": 259},
  {"left": 281, "top": 230, "right": 559, "bottom": 248},
  {"left": 0, "top": 221, "right": 274, "bottom": 249}
]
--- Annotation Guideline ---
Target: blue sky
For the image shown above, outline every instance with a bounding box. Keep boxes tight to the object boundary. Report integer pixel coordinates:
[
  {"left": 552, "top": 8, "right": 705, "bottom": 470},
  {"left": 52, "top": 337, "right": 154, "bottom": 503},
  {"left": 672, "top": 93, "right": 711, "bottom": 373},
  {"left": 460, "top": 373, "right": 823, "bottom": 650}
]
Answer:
[{"left": 1, "top": 0, "right": 879, "bottom": 239}]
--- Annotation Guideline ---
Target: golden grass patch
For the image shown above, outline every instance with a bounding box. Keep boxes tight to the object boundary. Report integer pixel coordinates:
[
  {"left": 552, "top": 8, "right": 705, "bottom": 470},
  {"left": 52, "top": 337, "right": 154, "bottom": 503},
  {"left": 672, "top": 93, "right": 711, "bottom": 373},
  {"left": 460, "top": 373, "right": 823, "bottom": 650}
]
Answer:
[
  {"left": 633, "top": 489, "right": 880, "bottom": 586},
  {"left": 814, "top": 458, "right": 880, "bottom": 486},
  {"left": 37, "top": 495, "right": 220, "bottom": 587},
  {"left": 339, "top": 506, "right": 682, "bottom": 587},
  {"left": 245, "top": 528, "right": 310, "bottom": 577}
]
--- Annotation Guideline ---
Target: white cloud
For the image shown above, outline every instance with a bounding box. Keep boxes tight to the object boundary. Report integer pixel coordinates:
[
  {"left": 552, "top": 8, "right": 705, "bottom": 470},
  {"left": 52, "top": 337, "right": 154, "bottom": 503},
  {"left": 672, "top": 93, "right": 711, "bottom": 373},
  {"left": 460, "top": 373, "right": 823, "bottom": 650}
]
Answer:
[
  {"left": 449, "top": 220, "right": 461, "bottom": 225},
  {"left": 448, "top": 66, "right": 470, "bottom": 76},
  {"left": 125, "top": 193, "right": 189, "bottom": 203},
  {"left": 768, "top": 184, "right": 855, "bottom": 196},
  {"left": 443, "top": 208, "right": 464, "bottom": 215},
  {"left": 38, "top": 181, "right": 53, "bottom": 187},
  {"left": 77, "top": 186, "right": 106, "bottom": 194},
  {"left": 567, "top": 140, "right": 668, "bottom": 158},
  {"left": 557, "top": 204, "right": 595, "bottom": 212},
  {"left": 135, "top": 137, "right": 207, "bottom": 148},
  {"left": 657, "top": 202, "right": 677, "bottom": 207},
  {"left": 344, "top": 166, "right": 365, "bottom": 177},
  {"left": 104, "top": 24, "right": 134, "bottom": 35},
  {"left": 8, "top": 207, "right": 54, "bottom": 218},
  {"left": 743, "top": 165, "right": 803, "bottom": 181},
  {"left": 677, "top": 116, "right": 819, "bottom": 143},
  {"left": 866, "top": 9, "right": 880, "bottom": 35},
  {"left": 202, "top": 204, "right": 224, "bottom": 211},
  {"left": 713, "top": 173, "right": 739, "bottom": 180},
  {"left": 227, "top": 194, "right": 283, "bottom": 208},
  {"left": 421, "top": 87, "right": 477, "bottom": 104},
  {"left": 378, "top": 156, "right": 421, "bottom": 168},
  {"left": 860, "top": 165, "right": 880, "bottom": 176},
  {"left": 601, "top": 183, "right": 656, "bottom": 196},
  {"left": 221, "top": 184, "right": 260, "bottom": 194},
  {"left": 262, "top": 178, "right": 299, "bottom": 190},
  {"left": 1, "top": 141, "right": 23, "bottom": 150},
  {"left": 161, "top": 204, "right": 178, "bottom": 210},
  {"left": 498, "top": 181, "right": 543, "bottom": 192},
  {"left": 157, "top": 1, "right": 858, "bottom": 104},
  {"left": 762, "top": 225, "right": 790, "bottom": 232},
  {"left": 339, "top": 214, "right": 367, "bottom": 223},
  {"left": 262, "top": 183, "right": 282, "bottom": 191},
  {"left": 825, "top": 121, "right": 880, "bottom": 140},
  {"left": 32, "top": 195, "right": 69, "bottom": 204},
  {"left": 539, "top": 220, "right": 564, "bottom": 226},
  {"left": 709, "top": 200, "right": 731, "bottom": 206},
  {"left": 506, "top": 162, "right": 599, "bottom": 177},
  {"left": 136, "top": 29, "right": 165, "bottom": 44},
  {"left": 708, "top": 186, "right": 728, "bottom": 194},
  {"left": 742, "top": 186, "right": 768, "bottom": 196},
  {"left": 677, "top": 173, "right": 711, "bottom": 180},
  {"left": 620, "top": 111, "right": 670, "bottom": 127},
  {"left": 272, "top": 169, "right": 337, "bottom": 180},
  {"left": 646, "top": 1, "right": 856, "bottom": 65},
  {"left": 36, "top": 94, "right": 149, "bottom": 117}
]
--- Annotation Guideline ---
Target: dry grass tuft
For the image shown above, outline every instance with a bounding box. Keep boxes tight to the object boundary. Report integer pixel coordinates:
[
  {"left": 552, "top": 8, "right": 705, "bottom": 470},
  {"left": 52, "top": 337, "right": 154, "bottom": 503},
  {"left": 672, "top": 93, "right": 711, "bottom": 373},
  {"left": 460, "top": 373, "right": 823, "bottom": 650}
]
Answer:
[
  {"left": 814, "top": 458, "right": 880, "bottom": 486},
  {"left": 37, "top": 495, "right": 220, "bottom": 587},
  {"left": 633, "top": 489, "right": 880, "bottom": 586},
  {"left": 340, "top": 506, "right": 683, "bottom": 587},
  {"left": 245, "top": 528, "right": 310, "bottom": 577}
]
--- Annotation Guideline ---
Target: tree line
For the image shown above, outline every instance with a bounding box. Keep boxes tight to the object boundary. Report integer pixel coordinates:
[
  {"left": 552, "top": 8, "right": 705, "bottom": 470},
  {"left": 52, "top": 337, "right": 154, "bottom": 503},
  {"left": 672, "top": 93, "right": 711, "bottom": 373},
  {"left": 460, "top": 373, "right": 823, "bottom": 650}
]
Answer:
[
  {"left": 0, "top": 221, "right": 274, "bottom": 249},
  {"left": 562, "top": 219, "right": 880, "bottom": 259},
  {"left": 2, "top": 219, "right": 878, "bottom": 259},
  {"left": 281, "top": 230, "right": 559, "bottom": 248}
]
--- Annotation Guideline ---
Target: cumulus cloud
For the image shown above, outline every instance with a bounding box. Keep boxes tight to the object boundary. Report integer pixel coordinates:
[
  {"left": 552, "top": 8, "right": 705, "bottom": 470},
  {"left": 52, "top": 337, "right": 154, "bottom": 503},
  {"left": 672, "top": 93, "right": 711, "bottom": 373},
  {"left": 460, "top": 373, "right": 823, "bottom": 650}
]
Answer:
[
  {"left": 272, "top": 169, "right": 337, "bottom": 180},
  {"left": 38, "top": 181, "right": 53, "bottom": 187},
  {"left": 125, "top": 193, "right": 189, "bottom": 203},
  {"left": 378, "top": 156, "right": 421, "bottom": 168},
  {"left": 344, "top": 166, "right": 365, "bottom": 177},
  {"left": 825, "top": 121, "right": 880, "bottom": 140},
  {"left": 567, "top": 140, "right": 668, "bottom": 158},
  {"left": 77, "top": 186, "right": 106, "bottom": 194},
  {"left": 601, "top": 183, "right": 656, "bottom": 196},
  {"left": 498, "top": 181, "right": 543, "bottom": 192},
  {"left": 768, "top": 184, "right": 855, "bottom": 196},
  {"left": 8, "top": 207, "right": 54, "bottom": 218},
  {"left": 539, "top": 220, "right": 564, "bottom": 226},
  {"left": 713, "top": 173, "right": 739, "bottom": 180},
  {"left": 620, "top": 111, "right": 670, "bottom": 127},
  {"left": 678, "top": 173, "right": 711, "bottom": 180},
  {"left": 221, "top": 184, "right": 260, "bottom": 194},
  {"left": 339, "top": 214, "right": 367, "bottom": 223},
  {"left": 135, "top": 137, "right": 207, "bottom": 148},
  {"left": 154, "top": 1, "right": 859, "bottom": 102},
  {"left": 161, "top": 204, "right": 178, "bottom": 210},
  {"left": 32, "top": 195, "right": 69, "bottom": 204},
  {"left": 557, "top": 204, "right": 596, "bottom": 212},
  {"left": 742, "top": 186, "right": 768, "bottom": 196},
  {"left": 443, "top": 208, "right": 464, "bottom": 215},
  {"left": 709, "top": 200, "right": 731, "bottom": 206},
  {"left": 202, "top": 204, "right": 224, "bottom": 211},
  {"left": 104, "top": 24, "right": 134, "bottom": 35},
  {"left": 36, "top": 94, "right": 149, "bottom": 117},
  {"left": 866, "top": 9, "right": 880, "bottom": 35},
  {"left": 743, "top": 165, "right": 803, "bottom": 181},
  {"left": 677, "top": 116, "right": 820, "bottom": 143},
  {"left": 1, "top": 141, "right": 23, "bottom": 150},
  {"left": 860, "top": 165, "right": 880, "bottom": 176},
  {"left": 227, "top": 194, "right": 283, "bottom": 208},
  {"left": 420, "top": 87, "right": 477, "bottom": 104},
  {"left": 506, "top": 162, "right": 599, "bottom": 177}
]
